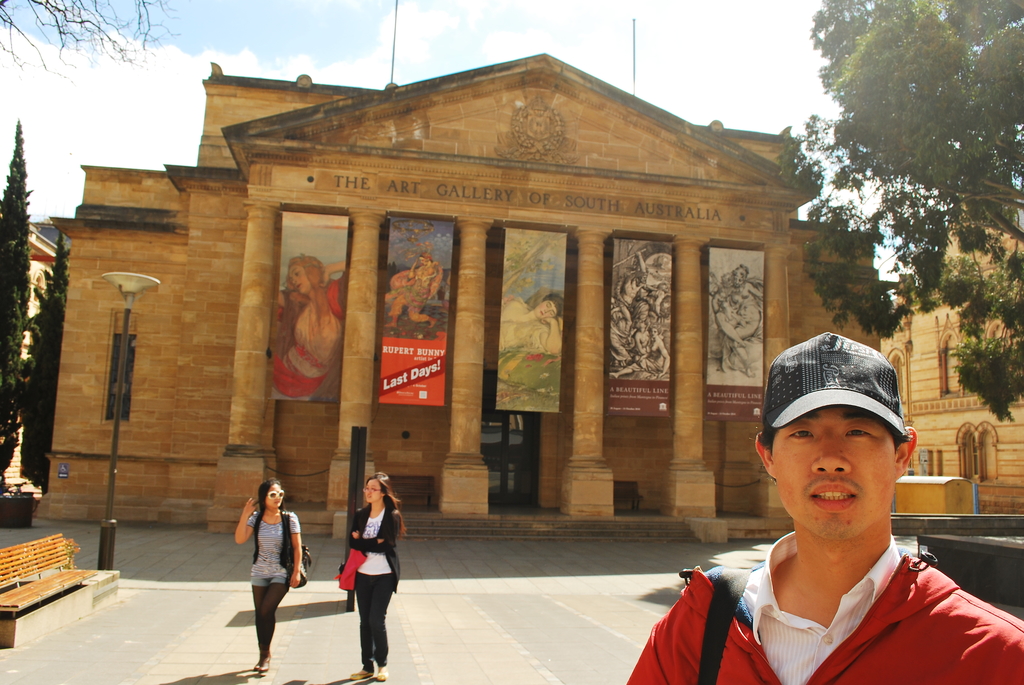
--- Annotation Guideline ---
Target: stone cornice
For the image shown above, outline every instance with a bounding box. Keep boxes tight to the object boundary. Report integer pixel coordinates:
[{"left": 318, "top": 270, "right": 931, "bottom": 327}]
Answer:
[
  {"left": 53, "top": 205, "right": 186, "bottom": 234},
  {"left": 231, "top": 140, "right": 809, "bottom": 211},
  {"left": 165, "top": 165, "right": 247, "bottom": 195}
]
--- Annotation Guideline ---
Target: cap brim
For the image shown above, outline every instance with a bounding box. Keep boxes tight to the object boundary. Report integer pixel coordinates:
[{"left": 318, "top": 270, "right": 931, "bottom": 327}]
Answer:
[{"left": 766, "top": 388, "right": 905, "bottom": 434}]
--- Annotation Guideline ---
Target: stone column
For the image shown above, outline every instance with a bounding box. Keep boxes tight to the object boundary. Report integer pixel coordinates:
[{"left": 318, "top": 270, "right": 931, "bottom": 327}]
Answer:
[
  {"left": 755, "top": 241, "right": 793, "bottom": 518},
  {"left": 561, "top": 228, "right": 614, "bottom": 517},
  {"left": 210, "top": 201, "right": 278, "bottom": 532},
  {"left": 329, "top": 208, "right": 384, "bottom": 533},
  {"left": 663, "top": 237, "right": 717, "bottom": 524},
  {"left": 440, "top": 217, "right": 491, "bottom": 515},
  {"left": 763, "top": 242, "right": 792, "bottom": 369}
]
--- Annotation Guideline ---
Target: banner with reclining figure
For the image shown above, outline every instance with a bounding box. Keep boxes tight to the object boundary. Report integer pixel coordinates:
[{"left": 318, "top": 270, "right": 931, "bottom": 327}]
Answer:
[{"left": 496, "top": 228, "right": 567, "bottom": 413}]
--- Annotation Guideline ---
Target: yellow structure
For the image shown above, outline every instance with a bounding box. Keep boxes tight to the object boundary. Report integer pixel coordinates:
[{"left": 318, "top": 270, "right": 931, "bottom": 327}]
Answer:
[
  {"left": 894, "top": 476, "right": 975, "bottom": 515},
  {"left": 41, "top": 56, "right": 877, "bottom": 534}
]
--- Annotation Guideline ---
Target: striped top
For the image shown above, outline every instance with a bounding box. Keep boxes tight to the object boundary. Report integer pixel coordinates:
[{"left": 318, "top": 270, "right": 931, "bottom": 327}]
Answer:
[{"left": 247, "top": 512, "right": 302, "bottom": 579}]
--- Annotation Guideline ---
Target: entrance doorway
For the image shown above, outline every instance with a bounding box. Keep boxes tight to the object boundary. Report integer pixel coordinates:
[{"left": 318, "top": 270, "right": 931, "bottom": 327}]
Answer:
[{"left": 481, "top": 411, "right": 539, "bottom": 505}]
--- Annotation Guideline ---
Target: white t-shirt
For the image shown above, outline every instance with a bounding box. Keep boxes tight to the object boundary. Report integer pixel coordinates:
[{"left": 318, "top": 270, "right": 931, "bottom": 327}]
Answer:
[{"left": 358, "top": 510, "right": 392, "bottom": 575}]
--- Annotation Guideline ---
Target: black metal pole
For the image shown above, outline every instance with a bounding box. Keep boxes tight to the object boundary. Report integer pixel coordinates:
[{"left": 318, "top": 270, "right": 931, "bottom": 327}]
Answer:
[
  {"left": 98, "top": 302, "right": 132, "bottom": 571},
  {"left": 345, "top": 426, "right": 367, "bottom": 613}
]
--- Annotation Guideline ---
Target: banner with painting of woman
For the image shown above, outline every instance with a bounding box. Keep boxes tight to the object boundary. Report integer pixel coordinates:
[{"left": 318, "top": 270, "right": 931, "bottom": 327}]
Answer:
[
  {"left": 608, "top": 238, "right": 672, "bottom": 416},
  {"left": 497, "top": 228, "right": 567, "bottom": 413},
  {"left": 705, "top": 247, "right": 764, "bottom": 421},
  {"left": 271, "top": 213, "right": 349, "bottom": 402},
  {"left": 379, "top": 218, "right": 453, "bottom": 406}
]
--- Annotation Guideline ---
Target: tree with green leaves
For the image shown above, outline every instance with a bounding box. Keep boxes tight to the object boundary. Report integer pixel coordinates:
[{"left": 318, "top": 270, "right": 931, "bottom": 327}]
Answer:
[
  {"left": 0, "top": 121, "right": 32, "bottom": 487},
  {"left": 783, "top": 0, "right": 1024, "bottom": 420},
  {"left": 21, "top": 231, "right": 68, "bottom": 492}
]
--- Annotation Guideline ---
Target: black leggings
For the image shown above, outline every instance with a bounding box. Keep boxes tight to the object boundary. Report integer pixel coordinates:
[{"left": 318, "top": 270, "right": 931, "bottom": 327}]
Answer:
[
  {"left": 355, "top": 572, "right": 396, "bottom": 670},
  {"left": 252, "top": 582, "right": 289, "bottom": 648}
]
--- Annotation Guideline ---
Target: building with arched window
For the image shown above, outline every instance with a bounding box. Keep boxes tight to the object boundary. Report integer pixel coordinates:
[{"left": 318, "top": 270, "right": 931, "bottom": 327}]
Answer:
[
  {"left": 39, "top": 57, "right": 881, "bottom": 536},
  {"left": 884, "top": 310, "right": 1024, "bottom": 513}
]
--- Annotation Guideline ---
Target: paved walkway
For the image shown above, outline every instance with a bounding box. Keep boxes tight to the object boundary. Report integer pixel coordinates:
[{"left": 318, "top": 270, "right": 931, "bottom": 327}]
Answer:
[{"left": 0, "top": 520, "right": 1019, "bottom": 685}]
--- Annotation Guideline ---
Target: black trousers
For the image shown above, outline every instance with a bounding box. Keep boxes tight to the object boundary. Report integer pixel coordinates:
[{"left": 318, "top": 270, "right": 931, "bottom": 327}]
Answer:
[{"left": 354, "top": 572, "right": 396, "bottom": 670}]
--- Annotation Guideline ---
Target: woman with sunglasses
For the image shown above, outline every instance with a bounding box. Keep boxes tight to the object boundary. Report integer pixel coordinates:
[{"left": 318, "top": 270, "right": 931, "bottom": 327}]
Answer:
[
  {"left": 346, "top": 472, "right": 406, "bottom": 682},
  {"left": 235, "top": 478, "right": 302, "bottom": 674}
]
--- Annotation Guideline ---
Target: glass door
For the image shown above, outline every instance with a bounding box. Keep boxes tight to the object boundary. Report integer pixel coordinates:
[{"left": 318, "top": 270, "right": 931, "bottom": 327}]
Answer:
[{"left": 481, "top": 411, "right": 539, "bottom": 505}]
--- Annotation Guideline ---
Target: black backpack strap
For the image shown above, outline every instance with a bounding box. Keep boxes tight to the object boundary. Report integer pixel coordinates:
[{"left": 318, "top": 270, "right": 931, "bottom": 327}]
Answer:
[
  {"left": 280, "top": 512, "right": 294, "bottom": 568},
  {"left": 251, "top": 511, "right": 262, "bottom": 564},
  {"left": 697, "top": 568, "right": 750, "bottom": 685}
]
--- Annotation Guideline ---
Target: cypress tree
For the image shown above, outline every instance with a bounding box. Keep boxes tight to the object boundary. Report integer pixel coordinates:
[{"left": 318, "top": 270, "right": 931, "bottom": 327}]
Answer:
[
  {"left": 0, "top": 122, "right": 32, "bottom": 487},
  {"left": 22, "top": 232, "right": 69, "bottom": 492}
]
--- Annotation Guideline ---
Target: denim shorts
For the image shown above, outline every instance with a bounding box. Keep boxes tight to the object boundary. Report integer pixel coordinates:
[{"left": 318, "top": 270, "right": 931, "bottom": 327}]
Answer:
[{"left": 251, "top": 576, "right": 287, "bottom": 587}]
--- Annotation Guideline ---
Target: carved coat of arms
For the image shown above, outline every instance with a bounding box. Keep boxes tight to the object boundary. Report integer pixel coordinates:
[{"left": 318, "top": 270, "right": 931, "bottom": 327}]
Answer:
[{"left": 496, "top": 96, "right": 578, "bottom": 164}]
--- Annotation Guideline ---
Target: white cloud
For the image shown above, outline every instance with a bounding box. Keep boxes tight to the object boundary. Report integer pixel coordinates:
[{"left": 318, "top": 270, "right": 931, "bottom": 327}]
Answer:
[{"left": 393, "top": 3, "right": 460, "bottom": 67}]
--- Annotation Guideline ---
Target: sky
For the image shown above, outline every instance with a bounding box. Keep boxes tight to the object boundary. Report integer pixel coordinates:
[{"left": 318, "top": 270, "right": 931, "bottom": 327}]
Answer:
[{"left": 0, "top": 0, "right": 839, "bottom": 221}]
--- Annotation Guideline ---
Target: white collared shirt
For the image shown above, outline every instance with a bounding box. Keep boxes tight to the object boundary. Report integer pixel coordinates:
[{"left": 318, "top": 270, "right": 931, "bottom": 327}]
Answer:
[{"left": 743, "top": 533, "right": 901, "bottom": 685}]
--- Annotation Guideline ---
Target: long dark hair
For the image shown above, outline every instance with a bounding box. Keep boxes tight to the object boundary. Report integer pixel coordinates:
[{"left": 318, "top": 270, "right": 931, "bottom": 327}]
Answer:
[
  {"left": 256, "top": 478, "right": 285, "bottom": 514},
  {"left": 368, "top": 472, "right": 407, "bottom": 539}
]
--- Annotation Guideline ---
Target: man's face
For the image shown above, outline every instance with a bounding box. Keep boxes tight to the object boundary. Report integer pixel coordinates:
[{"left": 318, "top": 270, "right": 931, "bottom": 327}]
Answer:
[{"left": 756, "top": 406, "right": 916, "bottom": 545}]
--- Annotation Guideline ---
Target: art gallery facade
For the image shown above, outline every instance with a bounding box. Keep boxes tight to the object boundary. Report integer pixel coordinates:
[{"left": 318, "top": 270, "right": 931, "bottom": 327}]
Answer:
[{"left": 41, "top": 56, "right": 877, "bottom": 536}]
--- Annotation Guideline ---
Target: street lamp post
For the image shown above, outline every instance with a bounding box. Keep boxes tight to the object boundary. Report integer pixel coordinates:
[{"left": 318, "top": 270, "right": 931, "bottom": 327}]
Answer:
[{"left": 98, "top": 272, "right": 160, "bottom": 571}]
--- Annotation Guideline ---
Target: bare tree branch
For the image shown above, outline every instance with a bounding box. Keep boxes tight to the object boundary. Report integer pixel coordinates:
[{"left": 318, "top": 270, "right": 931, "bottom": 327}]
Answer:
[{"left": 0, "top": 0, "right": 172, "bottom": 68}]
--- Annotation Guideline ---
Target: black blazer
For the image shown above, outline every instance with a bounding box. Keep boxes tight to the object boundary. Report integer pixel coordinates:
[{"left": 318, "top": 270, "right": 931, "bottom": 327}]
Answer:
[{"left": 347, "top": 504, "right": 402, "bottom": 591}]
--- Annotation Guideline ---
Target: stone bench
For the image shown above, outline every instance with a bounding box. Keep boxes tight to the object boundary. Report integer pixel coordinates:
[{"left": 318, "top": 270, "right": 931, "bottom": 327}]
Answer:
[
  {"left": 613, "top": 481, "right": 643, "bottom": 510},
  {"left": 388, "top": 475, "right": 436, "bottom": 506}
]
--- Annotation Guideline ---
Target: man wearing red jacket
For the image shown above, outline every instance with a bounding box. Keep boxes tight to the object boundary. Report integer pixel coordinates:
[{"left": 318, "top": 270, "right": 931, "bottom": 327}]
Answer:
[{"left": 630, "top": 332, "right": 1024, "bottom": 685}]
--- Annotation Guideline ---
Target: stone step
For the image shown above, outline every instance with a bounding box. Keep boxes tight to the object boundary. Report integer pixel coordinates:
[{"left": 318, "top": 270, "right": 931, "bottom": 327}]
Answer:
[{"left": 402, "top": 515, "right": 699, "bottom": 542}]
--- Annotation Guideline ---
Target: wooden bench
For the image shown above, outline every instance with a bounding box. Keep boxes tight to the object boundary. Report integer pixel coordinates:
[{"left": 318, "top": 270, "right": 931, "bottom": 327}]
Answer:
[
  {"left": 387, "top": 475, "right": 436, "bottom": 506},
  {"left": 0, "top": 534, "right": 95, "bottom": 617},
  {"left": 613, "top": 481, "right": 644, "bottom": 510}
]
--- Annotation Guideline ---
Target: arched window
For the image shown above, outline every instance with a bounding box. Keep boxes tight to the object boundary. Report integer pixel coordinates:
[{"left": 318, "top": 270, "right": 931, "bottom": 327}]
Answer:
[
  {"left": 957, "top": 424, "right": 979, "bottom": 480},
  {"left": 888, "top": 351, "right": 908, "bottom": 409},
  {"left": 977, "top": 423, "right": 998, "bottom": 481},
  {"left": 938, "top": 335, "right": 957, "bottom": 396}
]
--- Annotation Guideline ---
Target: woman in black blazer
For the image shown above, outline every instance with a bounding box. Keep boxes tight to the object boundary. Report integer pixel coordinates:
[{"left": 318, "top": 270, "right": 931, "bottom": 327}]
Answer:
[{"left": 347, "top": 472, "right": 405, "bottom": 682}]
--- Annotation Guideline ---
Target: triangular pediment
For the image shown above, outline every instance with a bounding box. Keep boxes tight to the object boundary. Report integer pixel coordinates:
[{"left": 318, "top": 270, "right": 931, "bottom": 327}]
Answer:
[{"left": 223, "top": 55, "right": 788, "bottom": 189}]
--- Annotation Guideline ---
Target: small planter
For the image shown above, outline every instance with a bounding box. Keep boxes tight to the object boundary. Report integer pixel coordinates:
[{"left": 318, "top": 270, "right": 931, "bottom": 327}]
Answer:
[{"left": 0, "top": 495, "right": 34, "bottom": 528}]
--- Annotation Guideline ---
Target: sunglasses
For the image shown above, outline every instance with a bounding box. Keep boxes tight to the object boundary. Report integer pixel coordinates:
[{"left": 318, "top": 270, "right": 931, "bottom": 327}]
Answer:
[
  {"left": 363, "top": 487, "right": 381, "bottom": 493},
  {"left": 267, "top": 491, "right": 285, "bottom": 499}
]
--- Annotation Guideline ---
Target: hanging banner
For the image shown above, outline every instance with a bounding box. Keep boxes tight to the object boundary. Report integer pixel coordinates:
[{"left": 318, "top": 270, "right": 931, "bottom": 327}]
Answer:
[
  {"left": 705, "top": 248, "right": 764, "bottom": 421},
  {"left": 497, "top": 228, "right": 567, "bottom": 412},
  {"left": 608, "top": 239, "right": 672, "bottom": 416},
  {"left": 378, "top": 218, "right": 453, "bottom": 406},
  {"left": 272, "top": 213, "right": 349, "bottom": 402}
]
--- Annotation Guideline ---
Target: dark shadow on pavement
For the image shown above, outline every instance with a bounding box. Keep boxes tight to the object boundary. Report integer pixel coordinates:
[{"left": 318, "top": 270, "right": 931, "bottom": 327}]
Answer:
[
  {"left": 639, "top": 585, "right": 685, "bottom": 608},
  {"left": 157, "top": 671, "right": 257, "bottom": 685},
  {"left": 228, "top": 600, "right": 352, "bottom": 627}
]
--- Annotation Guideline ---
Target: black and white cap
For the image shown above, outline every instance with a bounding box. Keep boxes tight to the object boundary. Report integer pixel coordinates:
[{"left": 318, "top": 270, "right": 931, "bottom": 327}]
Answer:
[{"left": 763, "top": 332, "right": 905, "bottom": 434}]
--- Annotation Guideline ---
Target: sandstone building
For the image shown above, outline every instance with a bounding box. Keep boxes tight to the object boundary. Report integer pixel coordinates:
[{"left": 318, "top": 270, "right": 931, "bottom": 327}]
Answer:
[
  {"left": 41, "top": 56, "right": 877, "bottom": 536},
  {"left": 883, "top": 306, "right": 1024, "bottom": 514}
]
